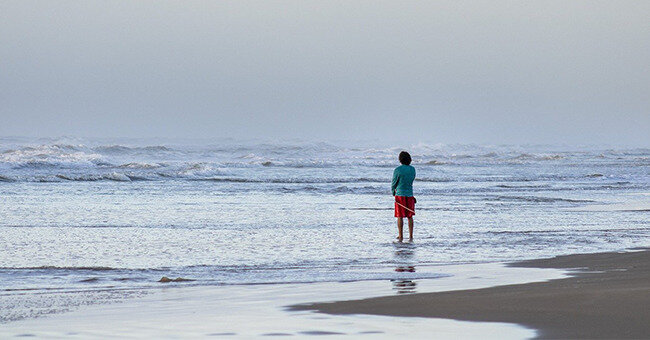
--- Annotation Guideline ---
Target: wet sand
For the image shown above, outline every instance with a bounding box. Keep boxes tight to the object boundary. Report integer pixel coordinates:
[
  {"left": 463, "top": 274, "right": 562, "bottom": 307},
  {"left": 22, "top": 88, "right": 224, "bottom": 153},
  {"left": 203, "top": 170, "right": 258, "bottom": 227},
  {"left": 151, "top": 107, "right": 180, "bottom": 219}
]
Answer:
[
  {"left": 0, "top": 264, "right": 552, "bottom": 339},
  {"left": 291, "top": 249, "right": 650, "bottom": 339}
]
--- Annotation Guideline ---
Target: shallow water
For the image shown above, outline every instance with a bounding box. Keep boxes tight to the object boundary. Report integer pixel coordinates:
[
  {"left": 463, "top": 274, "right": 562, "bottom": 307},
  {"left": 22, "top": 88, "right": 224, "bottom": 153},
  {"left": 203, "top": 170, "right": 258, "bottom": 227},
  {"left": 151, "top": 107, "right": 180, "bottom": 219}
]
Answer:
[
  {"left": 0, "top": 137, "right": 648, "bottom": 321},
  {"left": 0, "top": 263, "right": 565, "bottom": 339}
]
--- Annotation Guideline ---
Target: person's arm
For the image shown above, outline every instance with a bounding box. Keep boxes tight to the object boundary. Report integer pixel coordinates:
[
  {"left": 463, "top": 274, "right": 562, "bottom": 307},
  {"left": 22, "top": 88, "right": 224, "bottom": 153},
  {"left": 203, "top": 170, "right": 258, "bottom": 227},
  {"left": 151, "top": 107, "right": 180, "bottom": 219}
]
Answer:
[
  {"left": 391, "top": 168, "right": 399, "bottom": 196},
  {"left": 412, "top": 167, "right": 416, "bottom": 203}
]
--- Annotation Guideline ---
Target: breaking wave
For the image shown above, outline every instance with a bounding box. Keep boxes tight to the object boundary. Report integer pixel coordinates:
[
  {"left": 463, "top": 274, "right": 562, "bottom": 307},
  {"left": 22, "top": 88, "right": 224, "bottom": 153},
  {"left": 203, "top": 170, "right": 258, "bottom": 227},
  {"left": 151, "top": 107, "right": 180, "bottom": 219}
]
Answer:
[
  {"left": 93, "top": 145, "right": 174, "bottom": 153},
  {"left": 0, "top": 141, "right": 647, "bottom": 185},
  {"left": 56, "top": 172, "right": 133, "bottom": 182},
  {"left": 117, "top": 162, "right": 164, "bottom": 169}
]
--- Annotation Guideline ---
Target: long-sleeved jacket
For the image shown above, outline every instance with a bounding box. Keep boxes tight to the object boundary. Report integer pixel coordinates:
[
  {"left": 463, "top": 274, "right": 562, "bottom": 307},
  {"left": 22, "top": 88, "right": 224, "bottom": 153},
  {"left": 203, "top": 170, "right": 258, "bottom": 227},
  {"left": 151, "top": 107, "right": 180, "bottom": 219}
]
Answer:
[{"left": 391, "top": 164, "right": 415, "bottom": 196}]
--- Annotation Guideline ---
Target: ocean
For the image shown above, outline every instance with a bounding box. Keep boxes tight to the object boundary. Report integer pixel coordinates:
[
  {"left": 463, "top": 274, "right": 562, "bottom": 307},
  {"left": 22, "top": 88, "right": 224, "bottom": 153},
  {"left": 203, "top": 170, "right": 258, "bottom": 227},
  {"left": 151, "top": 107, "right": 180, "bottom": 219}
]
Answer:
[{"left": 0, "top": 137, "right": 648, "bottom": 322}]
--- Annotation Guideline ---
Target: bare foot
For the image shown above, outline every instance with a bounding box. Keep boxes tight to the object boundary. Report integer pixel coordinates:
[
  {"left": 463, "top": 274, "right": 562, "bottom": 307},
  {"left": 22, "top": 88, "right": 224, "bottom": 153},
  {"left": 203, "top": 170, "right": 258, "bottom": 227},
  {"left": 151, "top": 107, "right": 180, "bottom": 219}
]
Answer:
[{"left": 396, "top": 236, "right": 403, "bottom": 242}]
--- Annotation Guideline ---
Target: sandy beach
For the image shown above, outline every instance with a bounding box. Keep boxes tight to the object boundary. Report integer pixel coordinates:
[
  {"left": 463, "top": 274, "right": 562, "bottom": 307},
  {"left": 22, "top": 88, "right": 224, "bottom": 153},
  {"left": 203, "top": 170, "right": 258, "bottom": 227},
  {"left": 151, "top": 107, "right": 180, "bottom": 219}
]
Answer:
[{"left": 291, "top": 249, "right": 650, "bottom": 339}]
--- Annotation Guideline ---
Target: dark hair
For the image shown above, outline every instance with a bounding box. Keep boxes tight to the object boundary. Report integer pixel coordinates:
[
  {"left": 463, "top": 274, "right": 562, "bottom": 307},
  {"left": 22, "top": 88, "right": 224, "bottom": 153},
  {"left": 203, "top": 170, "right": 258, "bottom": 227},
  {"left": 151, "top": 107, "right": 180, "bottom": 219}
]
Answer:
[{"left": 399, "top": 151, "right": 411, "bottom": 165}]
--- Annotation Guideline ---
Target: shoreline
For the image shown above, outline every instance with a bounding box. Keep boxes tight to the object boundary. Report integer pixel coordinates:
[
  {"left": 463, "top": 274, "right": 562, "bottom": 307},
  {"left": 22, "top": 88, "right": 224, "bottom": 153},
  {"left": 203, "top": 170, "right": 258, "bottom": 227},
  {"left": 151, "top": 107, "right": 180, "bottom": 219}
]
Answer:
[
  {"left": 290, "top": 249, "right": 650, "bottom": 339},
  {"left": 0, "top": 262, "right": 564, "bottom": 339}
]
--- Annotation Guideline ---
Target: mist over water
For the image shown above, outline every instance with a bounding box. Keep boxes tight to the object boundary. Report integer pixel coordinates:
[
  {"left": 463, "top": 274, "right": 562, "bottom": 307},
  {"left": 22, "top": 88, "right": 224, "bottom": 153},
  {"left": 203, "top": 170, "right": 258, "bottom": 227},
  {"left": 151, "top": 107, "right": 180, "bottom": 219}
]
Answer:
[
  {"left": 2, "top": 2, "right": 649, "bottom": 145},
  {"left": 0, "top": 137, "right": 648, "bottom": 321}
]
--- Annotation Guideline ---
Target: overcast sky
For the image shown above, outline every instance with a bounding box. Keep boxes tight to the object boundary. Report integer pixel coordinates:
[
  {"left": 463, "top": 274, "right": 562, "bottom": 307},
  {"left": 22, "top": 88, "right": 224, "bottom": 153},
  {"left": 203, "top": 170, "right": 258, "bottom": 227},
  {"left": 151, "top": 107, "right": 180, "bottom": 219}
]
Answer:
[{"left": 1, "top": 1, "right": 648, "bottom": 145}]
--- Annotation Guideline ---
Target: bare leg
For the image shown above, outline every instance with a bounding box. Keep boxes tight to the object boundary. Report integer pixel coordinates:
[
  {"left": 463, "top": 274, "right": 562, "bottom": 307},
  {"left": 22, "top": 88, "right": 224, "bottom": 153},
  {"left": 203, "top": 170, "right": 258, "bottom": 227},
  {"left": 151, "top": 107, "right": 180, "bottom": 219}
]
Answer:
[
  {"left": 396, "top": 218, "right": 404, "bottom": 241},
  {"left": 407, "top": 217, "right": 414, "bottom": 240}
]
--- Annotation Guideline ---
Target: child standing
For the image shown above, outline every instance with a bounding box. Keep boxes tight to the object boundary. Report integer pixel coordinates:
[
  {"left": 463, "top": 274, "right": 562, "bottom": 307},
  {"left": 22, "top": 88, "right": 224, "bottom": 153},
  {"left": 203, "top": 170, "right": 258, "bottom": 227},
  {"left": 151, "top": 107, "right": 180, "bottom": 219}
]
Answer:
[{"left": 391, "top": 151, "right": 416, "bottom": 241}]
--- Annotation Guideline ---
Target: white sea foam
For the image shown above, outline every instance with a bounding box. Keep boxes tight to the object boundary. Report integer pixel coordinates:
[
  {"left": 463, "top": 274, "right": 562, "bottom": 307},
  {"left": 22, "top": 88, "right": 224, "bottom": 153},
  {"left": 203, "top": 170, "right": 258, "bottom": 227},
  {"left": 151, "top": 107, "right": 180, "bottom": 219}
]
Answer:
[
  {"left": 55, "top": 172, "right": 132, "bottom": 182},
  {"left": 0, "top": 139, "right": 648, "bottom": 283},
  {"left": 0, "top": 138, "right": 648, "bottom": 327}
]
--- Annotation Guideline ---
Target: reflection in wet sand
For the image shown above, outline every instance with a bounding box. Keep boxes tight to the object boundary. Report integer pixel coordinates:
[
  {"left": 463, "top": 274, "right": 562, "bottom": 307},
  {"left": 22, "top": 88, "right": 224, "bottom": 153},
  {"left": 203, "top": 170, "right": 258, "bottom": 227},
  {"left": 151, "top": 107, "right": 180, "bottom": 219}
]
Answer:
[
  {"left": 393, "top": 243, "right": 418, "bottom": 294},
  {"left": 395, "top": 265, "right": 415, "bottom": 273},
  {"left": 394, "top": 249, "right": 414, "bottom": 257},
  {"left": 391, "top": 278, "right": 417, "bottom": 294}
]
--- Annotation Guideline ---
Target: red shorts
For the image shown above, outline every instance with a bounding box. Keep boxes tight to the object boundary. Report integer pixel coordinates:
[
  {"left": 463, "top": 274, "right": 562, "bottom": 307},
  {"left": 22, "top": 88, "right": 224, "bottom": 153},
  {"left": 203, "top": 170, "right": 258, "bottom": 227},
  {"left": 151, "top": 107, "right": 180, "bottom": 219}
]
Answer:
[{"left": 394, "top": 196, "right": 415, "bottom": 218}]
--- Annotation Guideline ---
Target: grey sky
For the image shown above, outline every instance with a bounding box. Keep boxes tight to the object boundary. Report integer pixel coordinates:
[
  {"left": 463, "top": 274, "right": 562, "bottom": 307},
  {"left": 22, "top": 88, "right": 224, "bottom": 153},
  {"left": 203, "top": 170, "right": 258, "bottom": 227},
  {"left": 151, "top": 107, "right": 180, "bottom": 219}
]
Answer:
[{"left": 1, "top": 1, "right": 648, "bottom": 145}]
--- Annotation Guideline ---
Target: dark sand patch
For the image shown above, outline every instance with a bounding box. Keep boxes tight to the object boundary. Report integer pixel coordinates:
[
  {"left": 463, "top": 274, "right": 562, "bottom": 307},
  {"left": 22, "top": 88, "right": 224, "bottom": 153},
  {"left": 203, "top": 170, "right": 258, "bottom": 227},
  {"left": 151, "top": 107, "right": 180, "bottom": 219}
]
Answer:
[
  {"left": 158, "top": 276, "right": 195, "bottom": 283},
  {"left": 298, "top": 330, "right": 345, "bottom": 335},
  {"left": 291, "top": 250, "right": 650, "bottom": 339}
]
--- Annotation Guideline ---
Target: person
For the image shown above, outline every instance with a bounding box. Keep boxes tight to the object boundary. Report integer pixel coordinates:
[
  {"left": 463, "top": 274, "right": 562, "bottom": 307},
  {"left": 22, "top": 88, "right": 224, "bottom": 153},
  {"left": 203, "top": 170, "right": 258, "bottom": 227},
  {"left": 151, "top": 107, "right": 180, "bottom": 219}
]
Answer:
[{"left": 391, "top": 151, "right": 416, "bottom": 241}]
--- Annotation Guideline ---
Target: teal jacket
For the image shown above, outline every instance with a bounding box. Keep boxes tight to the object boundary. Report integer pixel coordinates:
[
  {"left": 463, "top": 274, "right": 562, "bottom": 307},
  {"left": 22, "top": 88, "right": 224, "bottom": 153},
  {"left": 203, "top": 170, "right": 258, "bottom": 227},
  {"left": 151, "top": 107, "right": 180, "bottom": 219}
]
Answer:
[{"left": 391, "top": 165, "right": 415, "bottom": 197}]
